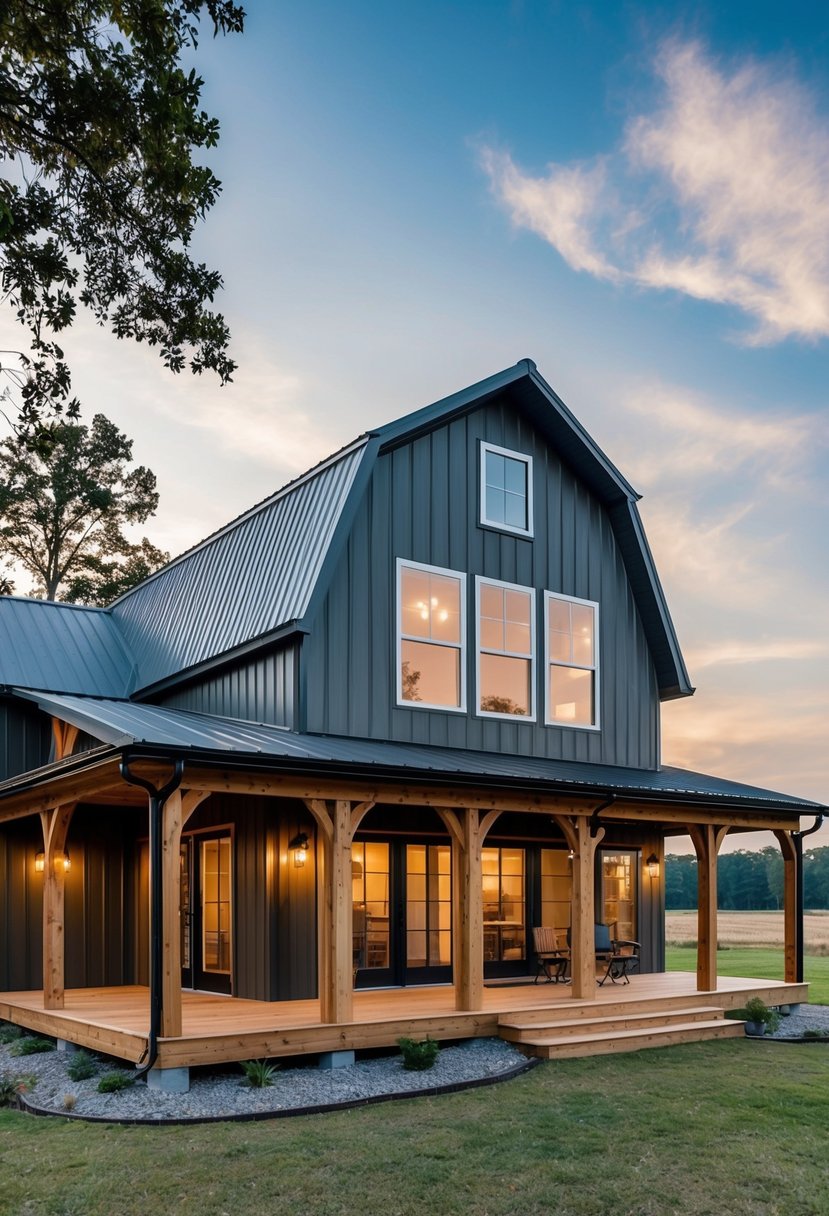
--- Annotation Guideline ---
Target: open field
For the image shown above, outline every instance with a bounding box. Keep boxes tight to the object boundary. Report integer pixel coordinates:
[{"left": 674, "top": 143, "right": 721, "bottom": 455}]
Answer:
[
  {"left": 666, "top": 910, "right": 829, "bottom": 952},
  {"left": 2, "top": 1041, "right": 829, "bottom": 1216},
  {"left": 665, "top": 947, "right": 829, "bottom": 1004}
]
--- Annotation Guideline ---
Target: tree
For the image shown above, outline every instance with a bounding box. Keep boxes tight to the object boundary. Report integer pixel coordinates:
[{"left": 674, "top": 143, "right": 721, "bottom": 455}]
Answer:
[
  {"left": 0, "top": 412, "right": 168, "bottom": 603},
  {"left": 0, "top": 1, "right": 244, "bottom": 431}
]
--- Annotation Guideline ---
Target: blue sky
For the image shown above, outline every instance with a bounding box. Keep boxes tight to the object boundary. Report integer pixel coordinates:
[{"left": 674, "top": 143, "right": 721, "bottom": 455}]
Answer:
[{"left": 6, "top": 2, "right": 828, "bottom": 843}]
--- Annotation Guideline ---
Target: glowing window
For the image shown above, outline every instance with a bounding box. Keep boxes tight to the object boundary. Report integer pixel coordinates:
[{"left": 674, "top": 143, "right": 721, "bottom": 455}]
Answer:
[
  {"left": 545, "top": 592, "right": 599, "bottom": 729},
  {"left": 397, "top": 560, "right": 466, "bottom": 711}
]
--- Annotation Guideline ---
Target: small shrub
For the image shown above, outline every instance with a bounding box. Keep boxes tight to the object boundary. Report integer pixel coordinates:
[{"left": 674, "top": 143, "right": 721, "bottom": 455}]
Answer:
[
  {"left": 97, "top": 1072, "right": 134, "bottom": 1094},
  {"left": 66, "top": 1050, "right": 96, "bottom": 1081},
  {"left": 397, "top": 1036, "right": 440, "bottom": 1071},
  {"left": 62, "top": 1093, "right": 77, "bottom": 1111},
  {"left": 744, "top": 998, "right": 781, "bottom": 1033},
  {"left": 0, "top": 1023, "right": 23, "bottom": 1045},
  {"left": 240, "top": 1059, "right": 278, "bottom": 1088},
  {"left": 9, "top": 1037, "right": 55, "bottom": 1057},
  {"left": 802, "top": 1028, "right": 826, "bottom": 1040},
  {"left": 0, "top": 1074, "right": 20, "bottom": 1107}
]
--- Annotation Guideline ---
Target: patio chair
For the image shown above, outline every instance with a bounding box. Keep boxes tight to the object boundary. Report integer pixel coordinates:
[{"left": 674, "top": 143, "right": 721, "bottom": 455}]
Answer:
[
  {"left": 532, "top": 926, "right": 569, "bottom": 984},
  {"left": 594, "top": 922, "right": 641, "bottom": 986}
]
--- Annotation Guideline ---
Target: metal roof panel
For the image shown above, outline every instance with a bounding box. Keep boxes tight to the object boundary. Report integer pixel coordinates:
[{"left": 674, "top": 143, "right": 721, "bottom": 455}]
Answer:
[{"left": 0, "top": 599, "right": 135, "bottom": 696}]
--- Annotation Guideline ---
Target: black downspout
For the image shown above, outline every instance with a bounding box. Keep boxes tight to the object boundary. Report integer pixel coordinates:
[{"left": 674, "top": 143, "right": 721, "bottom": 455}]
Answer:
[
  {"left": 793, "top": 814, "right": 824, "bottom": 985},
  {"left": 589, "top": 793, "right": 616, "bottom": 837},
  {"left": 120, "top": 756, "right": 184, "bottom": 1078}
]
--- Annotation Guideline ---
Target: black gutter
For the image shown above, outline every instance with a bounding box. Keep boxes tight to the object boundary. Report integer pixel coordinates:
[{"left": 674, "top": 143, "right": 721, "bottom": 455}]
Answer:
[
  {"left": 794, "top": 814, "right": 825, "bottom": 984},
  {"left": 119, "top": 757, "right": 184, "bottom": 1078},
  {"left": 590, "top": 794, "right": 616, "bottom": 837}
]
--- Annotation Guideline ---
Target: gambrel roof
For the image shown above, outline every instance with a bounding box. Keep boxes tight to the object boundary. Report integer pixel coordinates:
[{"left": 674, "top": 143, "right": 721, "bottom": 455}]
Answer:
[{"left": 0, "top": 360, "right": 691, "bottom": 701}]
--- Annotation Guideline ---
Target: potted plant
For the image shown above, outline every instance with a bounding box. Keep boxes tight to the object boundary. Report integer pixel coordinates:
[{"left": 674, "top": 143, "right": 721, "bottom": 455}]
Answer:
[{"left": 743, "top": 997, "right": 781, "bottom": 1037}]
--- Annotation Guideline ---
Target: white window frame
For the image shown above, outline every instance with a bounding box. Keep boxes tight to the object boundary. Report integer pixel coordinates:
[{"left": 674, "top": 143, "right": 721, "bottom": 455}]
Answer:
[
  {"left": 475, "top": 576, "right": 536, "bottom": 722},
  {"left": 479, "top": 441, "right": 534, "bottom": 538},
  {"left": 544, "top": 591, "right": 600, "bottom": 731},
  {"left": 396, "top": 558, "right": 467, "bottom": 713}
]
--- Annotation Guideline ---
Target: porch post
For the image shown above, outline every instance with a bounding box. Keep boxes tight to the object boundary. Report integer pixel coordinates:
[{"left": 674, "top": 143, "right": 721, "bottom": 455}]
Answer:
[
  {"left": 160, "top": 790, "right": 183, "bottom": 1039},
  {"left": 689, "top": 824, "right": 727, "bottom": 991},
  {"left": 569, "top": 816, "right": 603, "bottom": 1000},
  {"left": 774, "top": 830, "right": 798, "bottom": 983},
  {"left": 456, "top": 807, "right": 484, "bottom": 1012},
  {"left": 40, "top": 803, "right": 75, "bottom": 1010}
]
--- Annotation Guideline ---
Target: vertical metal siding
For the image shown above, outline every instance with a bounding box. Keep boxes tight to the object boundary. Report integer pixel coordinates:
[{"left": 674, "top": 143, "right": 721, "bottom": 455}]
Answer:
[
  {"left": 305, "top": 395, "right": 660, "bottom": 768},
  {"left": 0, "top": 698, "right": 52, "bottom": 783},
  {"left": 155, "top": 645, "right": 297, "bottom": 728}
]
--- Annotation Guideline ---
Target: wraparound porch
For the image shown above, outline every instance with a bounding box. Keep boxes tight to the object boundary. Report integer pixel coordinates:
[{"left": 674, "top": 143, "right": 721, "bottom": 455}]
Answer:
[{"left": 0, "top": 972, "right": 808, "bottom": 1070}]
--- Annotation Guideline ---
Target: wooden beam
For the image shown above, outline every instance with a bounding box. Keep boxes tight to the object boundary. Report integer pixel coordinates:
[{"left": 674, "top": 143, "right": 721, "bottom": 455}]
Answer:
[
  {"left": 350, "top": 801, "right": 376, "bottom": 836},
  {"left": 51, "top": 719, "right": 79, "bottom": 762},
  {"left": 434, "top": 808, "right": 463, "bottom": 848},
  {"left": 455, "top": 808, "right": 483, "bottom": 1012},
  {"left": 774, "top": 830, "right": 798, "bottom": 983},
  {"left": 39, "top": 803, "right": 75, "bottom": 1010},
  {"left": 570, "top": 816, "right": 604, "bottom": 1000},
  {"left": 688, "top": 825, "right": 728, "bottom": 991},
  {"left": 160, "top": 790, "right": 184, "bottom": 1039},
  {"left": 181, "top": 789, "right": 211, "bottom": 828}
]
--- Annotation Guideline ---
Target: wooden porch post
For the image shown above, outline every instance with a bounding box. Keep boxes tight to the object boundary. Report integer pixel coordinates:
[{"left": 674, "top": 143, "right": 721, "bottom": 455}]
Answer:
[
  {"left": 40, "top": 803, "right": 75, "bottom": 1010},
  {"left": 158, "top": 789, "right": 210, "bottom": 1040},
  {"left": 305, "top": 799, "right": 374, "bottom": 1025},
  {"left": 568, "top": 816, "right": 604, "bottom": 1000},
  {"left": 689, "top": 825, "right": 728, "bottom": 991},
  {"left": 774, "top": 830, "right": 798, "bottom": 983},
  {"left": 456, "top": 808, "right": 484, "bottom": 1011}
]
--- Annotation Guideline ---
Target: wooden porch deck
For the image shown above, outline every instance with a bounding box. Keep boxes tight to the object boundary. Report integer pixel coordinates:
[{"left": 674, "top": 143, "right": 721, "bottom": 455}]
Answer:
[{"left": 0, "top": 973, "right": 808, "bottom": 1069}]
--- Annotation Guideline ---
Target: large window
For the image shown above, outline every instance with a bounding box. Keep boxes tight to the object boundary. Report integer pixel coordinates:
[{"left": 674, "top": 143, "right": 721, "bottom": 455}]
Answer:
[
  {"left": 482, "top": 847, "right": 526, "bottom": 963},
  {"left": 480, "top": 442, "right": 533, "bottom": 537},
  {"left": 397, "top": 560, "right": 466, "bottom": 711},
  {"left": 545, "top": 592, "right": 599, "bottom": 729},
  {"left": 476, "top": 577, "right": 535, "bottom": 719}
]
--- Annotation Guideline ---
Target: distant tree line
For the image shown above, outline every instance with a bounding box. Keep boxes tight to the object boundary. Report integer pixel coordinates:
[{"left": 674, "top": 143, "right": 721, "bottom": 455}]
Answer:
[{"left": 666, "top": 847, "right": 829, "bottom": 911}]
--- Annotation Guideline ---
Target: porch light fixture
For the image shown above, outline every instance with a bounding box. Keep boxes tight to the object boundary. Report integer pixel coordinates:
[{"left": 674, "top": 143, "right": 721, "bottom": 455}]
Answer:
[
  {"left": 567, "top": 848, "right": 575, "bottom": 862},
  {"left": 34, "top": 850, "right": 70, "bottom": 873},
  {"left": 289, "top": 833, "right": 309, "bottom": 868},
  {"left": 646, "top": 853, "right": 659, "bottom": 880}
]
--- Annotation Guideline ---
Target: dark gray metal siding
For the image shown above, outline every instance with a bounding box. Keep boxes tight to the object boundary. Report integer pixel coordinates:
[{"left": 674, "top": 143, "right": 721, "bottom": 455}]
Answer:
[
  {"left": 133, "top": 794, "right": 318, "bottom": 1001},
  {"left": 155, "top": 644, "right": 297, "bottom": 728},
  {"left": 303, "top": 395, "right": 660, "bottom": 768},
  {"left": 0, "top": 806, "right": 140, "bottom": 991},
  {"left": 0, "top": 697, "right": 52, "bottom": 782}
]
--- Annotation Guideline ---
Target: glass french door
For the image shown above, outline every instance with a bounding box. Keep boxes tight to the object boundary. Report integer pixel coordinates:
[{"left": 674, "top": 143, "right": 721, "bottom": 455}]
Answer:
[
  {"left": 600, "top": 849, "right": 638, "bottom": 942},
  {"left": 352, "top": 840, "right": 452, "bottom": 987},
  {"left": 482, "top": 846, "right": 527, "bottom": 977},
  {"left": 180, "top": 832, "right": 233, "bottom": 994}
]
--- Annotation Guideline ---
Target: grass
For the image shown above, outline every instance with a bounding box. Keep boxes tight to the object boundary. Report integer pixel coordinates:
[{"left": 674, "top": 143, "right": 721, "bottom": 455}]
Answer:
[
  {"left": 665, "top": 946, "right": 829, "bottom": 1004},
  {"left": 2, "top": 1042, "right": 829, "bottom": 1215}
]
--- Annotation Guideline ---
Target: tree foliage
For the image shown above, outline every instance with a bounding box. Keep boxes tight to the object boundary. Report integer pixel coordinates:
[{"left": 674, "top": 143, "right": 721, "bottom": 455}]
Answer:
[
  {"left": 0, "top": 412, "right": 168, "bottom": 603},
  {"left": 0, "top": 0, "right": 244, "bottom": 430},
  {"left": 666, "top": 846, "right": 829, "bottom": 911}
]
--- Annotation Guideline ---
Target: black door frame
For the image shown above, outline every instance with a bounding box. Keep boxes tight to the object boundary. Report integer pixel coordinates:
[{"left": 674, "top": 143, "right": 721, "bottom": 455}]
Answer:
[{"left": 181, "top": 826, "right": 234, "bottom": 995}]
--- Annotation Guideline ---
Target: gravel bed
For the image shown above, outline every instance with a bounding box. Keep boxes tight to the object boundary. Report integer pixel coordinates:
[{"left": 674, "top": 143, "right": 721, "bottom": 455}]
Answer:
[
  {"left": 767, "top": 1002, "right": 829, "bottom": 1040},
  {"left": 0, "top": 1032, "right": 528, "bottom": 1122}
]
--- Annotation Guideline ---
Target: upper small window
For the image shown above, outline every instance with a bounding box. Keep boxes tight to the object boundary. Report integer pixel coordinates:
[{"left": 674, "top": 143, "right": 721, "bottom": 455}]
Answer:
[
  {"left": 545, "top": 592, "right": 600, "bottom": 730},
  {"left": 480, "top": 442, "right": 533, "bottom": 537},
  {"left": 397, "top": 560, "right": 466, "bottom": 712}
]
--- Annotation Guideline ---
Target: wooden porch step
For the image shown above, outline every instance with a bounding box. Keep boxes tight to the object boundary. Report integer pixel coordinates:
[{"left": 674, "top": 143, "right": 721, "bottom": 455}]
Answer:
[
  {"left": 499, "top": 1006, "right": 727, "bottom": 1043},
  {"left": 512, "top": 1018, "right": 745, "bottom": 1059}
]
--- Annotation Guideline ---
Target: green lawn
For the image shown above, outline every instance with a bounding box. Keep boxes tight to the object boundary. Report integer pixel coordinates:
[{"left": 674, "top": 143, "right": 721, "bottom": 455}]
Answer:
[
  {"left": 3, "top": 1042, "right": 829, "bottom": 1216},
  {"left": 665, "top": 946, "right": 829, "bottom": 1004}
]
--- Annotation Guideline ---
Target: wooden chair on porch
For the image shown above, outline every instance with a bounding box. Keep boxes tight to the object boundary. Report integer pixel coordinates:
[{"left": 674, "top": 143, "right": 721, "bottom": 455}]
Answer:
[
  {"left": 532, "top": 926, "right": 569, "bottom": 984},
  {"left": 594, "top": 923, "right": 641, "bottom": 986}
]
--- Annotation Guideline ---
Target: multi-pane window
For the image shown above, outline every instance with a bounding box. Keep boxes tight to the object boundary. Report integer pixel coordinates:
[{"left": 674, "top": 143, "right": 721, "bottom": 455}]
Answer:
[
  {"left": 397, "top": 560, "right": 466, "bottom": 711},
  {"left": 406, "top": 844, "right": 452, "bottom": 968},
  {"left": 352, "top": 842, "right": 390, "bottom": 971},
  {"left": 476, "top": 578, "right": 535, "bottom": 719},
  {"left": 540, "top": 848, "right": 572, "bottom": 934},
  {"left": 545, "top": 592, "right": 599, "bottom": 728},
  {"left": 482, "top": 847, "right": 526, "bottom": 963},
  {"left": 480, "top": 442, "right": 533, "bottom": 536}
]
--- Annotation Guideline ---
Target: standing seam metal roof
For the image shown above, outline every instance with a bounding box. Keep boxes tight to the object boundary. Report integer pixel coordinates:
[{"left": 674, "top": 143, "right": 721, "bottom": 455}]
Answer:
[
  {"left": 9, "top": 691, "right": 824, "bottom": 813},
  {"left": 0, "top": 598, "right": 135, "bottom": 696},
  {"left": 109, "top": 440, "right": 368, "bottom": 691}
]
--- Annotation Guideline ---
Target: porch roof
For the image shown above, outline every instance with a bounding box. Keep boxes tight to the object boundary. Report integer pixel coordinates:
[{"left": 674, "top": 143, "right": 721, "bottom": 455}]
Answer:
[{"left": 8, "top": 690, "right": 825, "bottom": 816}]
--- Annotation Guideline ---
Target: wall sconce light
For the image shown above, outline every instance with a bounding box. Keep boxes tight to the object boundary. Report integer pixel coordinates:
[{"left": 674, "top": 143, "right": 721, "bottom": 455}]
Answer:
[
  {"left": 62, "top": 850, "right": 71, "bottom": 873},
  {"left": 35, "top": 851, "right": 45, "bottom": 873},
  {"left": 289, "top": 832, "right": 309, "bottom": 868},
  {"left": 567, "top": 848, "right": 575, "bottom": 862},
  {"left": 646, "top": 853, "right": 660, "bottom": 880}
]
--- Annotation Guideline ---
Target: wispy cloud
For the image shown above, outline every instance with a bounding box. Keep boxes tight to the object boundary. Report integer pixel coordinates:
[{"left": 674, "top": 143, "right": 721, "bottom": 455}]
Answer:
[
  {"left": 686, "top": 638, "right": 829, "bottom": 670},
  {"left": 481, "top": 40, "right": 829, "bottom": 343}
]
